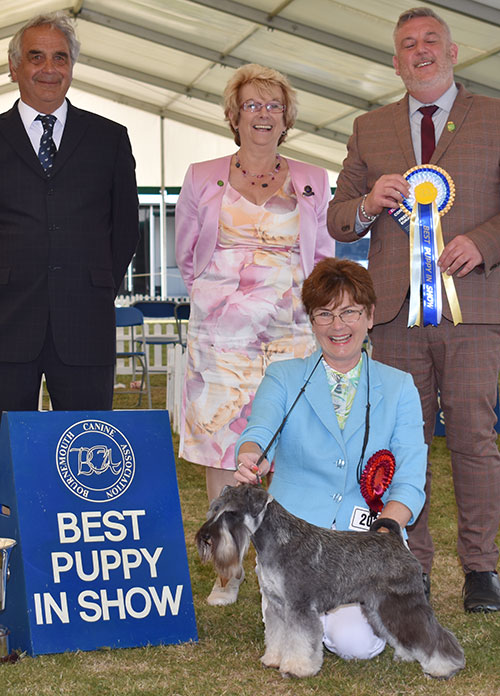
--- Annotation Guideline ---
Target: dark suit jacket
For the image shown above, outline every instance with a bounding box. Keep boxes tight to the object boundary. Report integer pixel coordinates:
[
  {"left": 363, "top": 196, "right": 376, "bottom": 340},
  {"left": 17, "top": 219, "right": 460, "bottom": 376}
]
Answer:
[
  {"left": 0, "top": 100, "right": 139, "bottom": 365},
  {"left": 328, "top": 84, "right": 500, "bottom": 326}
]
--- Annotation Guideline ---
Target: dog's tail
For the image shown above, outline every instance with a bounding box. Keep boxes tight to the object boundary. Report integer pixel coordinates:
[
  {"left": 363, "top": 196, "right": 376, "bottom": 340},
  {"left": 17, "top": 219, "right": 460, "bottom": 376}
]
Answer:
[
  {"left": 370, "top": 517, "right": 404, "bottom": 540},
  {"left": 420, "top": 622, "right": 465, "bottom": 679}
]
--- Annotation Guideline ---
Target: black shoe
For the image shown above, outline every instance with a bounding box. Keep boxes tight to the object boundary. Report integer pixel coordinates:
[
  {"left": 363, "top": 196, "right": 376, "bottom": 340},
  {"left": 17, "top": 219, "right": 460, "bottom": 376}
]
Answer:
[
  {"left": 422, "top": 572, "right": 431, "bottom": 601},
  {"left": 463, "top": 570, "right": 500, "bottom": 613}
]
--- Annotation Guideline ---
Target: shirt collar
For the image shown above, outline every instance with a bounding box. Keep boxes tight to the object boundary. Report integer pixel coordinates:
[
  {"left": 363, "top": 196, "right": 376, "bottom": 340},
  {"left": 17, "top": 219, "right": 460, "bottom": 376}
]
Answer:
[
  {"left": 322, "top": 354, "right": 363, "bottom": 385},
  {"left": 409, "top": 82, "right": 458, "bottom": 119},
  {"left": 17, "top": 98, "right": 68, "bottom": 131}
]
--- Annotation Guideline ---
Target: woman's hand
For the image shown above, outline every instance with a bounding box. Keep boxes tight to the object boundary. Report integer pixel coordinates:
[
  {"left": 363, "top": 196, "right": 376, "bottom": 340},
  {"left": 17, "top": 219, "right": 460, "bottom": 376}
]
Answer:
[
  {"left": 377, "top": 500, "right": 411, "bottom": 530},
  {"left": 234, "top": 451, "right": 270, "bottom": 485}
]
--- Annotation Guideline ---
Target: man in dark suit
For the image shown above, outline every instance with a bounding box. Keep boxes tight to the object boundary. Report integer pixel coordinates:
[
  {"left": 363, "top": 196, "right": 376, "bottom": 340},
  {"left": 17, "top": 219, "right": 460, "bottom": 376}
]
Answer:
[
  {"left": 0, "top": 11, "right": 139, "bottom": 411},
  {"left": 328, "top": 7, "right": 500, "bottom": 612}
]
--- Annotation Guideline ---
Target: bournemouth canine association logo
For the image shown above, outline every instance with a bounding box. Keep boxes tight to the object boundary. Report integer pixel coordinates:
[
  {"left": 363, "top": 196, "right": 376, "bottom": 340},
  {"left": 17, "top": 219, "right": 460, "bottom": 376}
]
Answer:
[{"left": 56, "top": 420, "right": 135, "bottom": 502}]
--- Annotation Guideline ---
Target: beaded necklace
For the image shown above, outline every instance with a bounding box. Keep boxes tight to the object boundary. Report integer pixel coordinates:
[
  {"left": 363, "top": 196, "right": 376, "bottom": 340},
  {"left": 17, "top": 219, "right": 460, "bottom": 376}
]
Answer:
[{"left": 234, "top": 152, "right": 281, "bottom": 188}]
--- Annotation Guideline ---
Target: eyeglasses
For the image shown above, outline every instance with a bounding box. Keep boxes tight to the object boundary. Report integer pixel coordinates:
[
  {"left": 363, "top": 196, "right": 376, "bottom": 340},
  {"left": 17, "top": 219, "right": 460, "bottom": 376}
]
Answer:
[
  {"left": 312, "top": 308, "right": 365, "bottom": 326},
  {"left": 240, "top": 100, "right": 286, "bottom": 114}
]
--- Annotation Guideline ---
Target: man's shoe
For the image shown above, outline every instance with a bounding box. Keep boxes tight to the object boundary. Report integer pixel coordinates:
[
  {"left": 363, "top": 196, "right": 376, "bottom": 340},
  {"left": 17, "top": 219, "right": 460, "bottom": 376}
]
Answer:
[
  {"left": 463, "top": 570, "right": 500, "bottom": 613},
  {"left": 422, "top": 572, "right": 431, "bottom": 601}
]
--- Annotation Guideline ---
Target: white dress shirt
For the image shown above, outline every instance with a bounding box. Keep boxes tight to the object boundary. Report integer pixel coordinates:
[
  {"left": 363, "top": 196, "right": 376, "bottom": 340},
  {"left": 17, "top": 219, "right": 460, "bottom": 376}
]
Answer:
[
  {"left": 17, "top": 99, "right": 68, "bottom": 154},
  {"left": 408, "top": 82, "right": 458, "bottom": 164}
]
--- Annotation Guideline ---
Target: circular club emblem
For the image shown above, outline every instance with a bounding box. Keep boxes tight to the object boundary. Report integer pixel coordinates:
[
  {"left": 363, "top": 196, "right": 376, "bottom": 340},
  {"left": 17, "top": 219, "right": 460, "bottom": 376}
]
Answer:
[{"left": 56, "top": 420, "right": 135, "bottom": 502}]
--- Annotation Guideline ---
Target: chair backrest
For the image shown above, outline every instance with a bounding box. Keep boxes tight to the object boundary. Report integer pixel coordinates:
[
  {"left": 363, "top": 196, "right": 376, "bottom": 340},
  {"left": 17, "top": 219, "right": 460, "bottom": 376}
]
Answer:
[
  {"left": 132, "top": 301, "right": 176, "bottom": 318},
  {"left": 174, "top": 302, "right": 190, "bottom": 322},
  {"left": 174, "top": 302, "right": 190, "bottom": 345},
  {"left": 115, "top": 306, "right": 145, "bottom": 328}
]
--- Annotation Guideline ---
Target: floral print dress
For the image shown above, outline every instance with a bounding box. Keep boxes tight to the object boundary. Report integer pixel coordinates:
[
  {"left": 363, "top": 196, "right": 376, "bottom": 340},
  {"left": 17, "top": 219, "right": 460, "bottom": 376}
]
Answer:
[{"left": 179, "top": 174, "right": 316, "bottom": 469}]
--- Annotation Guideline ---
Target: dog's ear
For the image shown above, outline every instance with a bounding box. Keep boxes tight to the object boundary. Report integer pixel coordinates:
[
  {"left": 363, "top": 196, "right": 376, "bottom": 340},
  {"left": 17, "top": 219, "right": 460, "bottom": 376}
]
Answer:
[
  {"left": 206, "top": 485, "right": 233, "bottom": 519},
  {"left": 244, "top": 484, "right": 273, "bottom": 518}
]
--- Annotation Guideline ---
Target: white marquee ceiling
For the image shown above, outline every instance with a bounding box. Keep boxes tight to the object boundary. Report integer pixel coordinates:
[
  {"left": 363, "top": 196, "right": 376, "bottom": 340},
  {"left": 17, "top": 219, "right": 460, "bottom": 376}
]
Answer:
[{"left": 1, "top": 0, "right": 500, "bottom": 174}]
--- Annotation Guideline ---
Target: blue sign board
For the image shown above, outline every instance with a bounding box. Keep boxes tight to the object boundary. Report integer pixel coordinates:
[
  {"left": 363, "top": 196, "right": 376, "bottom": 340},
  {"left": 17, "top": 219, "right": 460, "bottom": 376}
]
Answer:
[{"left": 0, "top": 410, "right": 197, "bottom": 655}]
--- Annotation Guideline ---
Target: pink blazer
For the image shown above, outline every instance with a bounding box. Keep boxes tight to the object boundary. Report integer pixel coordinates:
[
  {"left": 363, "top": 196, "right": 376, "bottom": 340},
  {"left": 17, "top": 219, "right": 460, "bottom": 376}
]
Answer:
[{"left": 175, "top": 155, "right": 335, "bottom": 293}]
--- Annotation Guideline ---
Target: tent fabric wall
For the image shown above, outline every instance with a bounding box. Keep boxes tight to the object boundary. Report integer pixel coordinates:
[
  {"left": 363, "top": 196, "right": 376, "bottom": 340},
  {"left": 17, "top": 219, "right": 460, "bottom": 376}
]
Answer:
[{"left": 0, "top": 0, "right": 499, "bottom": 188}]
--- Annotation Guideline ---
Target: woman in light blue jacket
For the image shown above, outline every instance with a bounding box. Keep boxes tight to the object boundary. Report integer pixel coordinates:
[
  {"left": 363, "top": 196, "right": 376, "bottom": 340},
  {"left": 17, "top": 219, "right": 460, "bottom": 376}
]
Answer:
[{"left": 235, "top": 257, "right": 427, "bottom": 661}]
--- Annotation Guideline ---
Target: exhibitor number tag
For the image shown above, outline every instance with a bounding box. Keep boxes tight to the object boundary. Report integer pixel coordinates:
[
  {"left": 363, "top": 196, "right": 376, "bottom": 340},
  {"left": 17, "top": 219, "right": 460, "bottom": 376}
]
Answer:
[{"left": 349, "top": 506, "right": 379, "bottom": 532}]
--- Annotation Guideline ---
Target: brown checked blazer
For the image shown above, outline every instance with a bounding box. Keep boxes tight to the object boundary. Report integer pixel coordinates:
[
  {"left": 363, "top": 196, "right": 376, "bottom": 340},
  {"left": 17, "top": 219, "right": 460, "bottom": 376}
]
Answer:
[{"left": 328, "top": 83, "right": 500, "bottom": 326}]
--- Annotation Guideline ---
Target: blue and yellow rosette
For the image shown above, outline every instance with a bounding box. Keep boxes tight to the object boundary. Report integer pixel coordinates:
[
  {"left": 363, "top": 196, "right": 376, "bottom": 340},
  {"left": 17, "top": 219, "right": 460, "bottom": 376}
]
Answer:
[{"left": 400, "top": 165, "right": 462, "bottom": 327}]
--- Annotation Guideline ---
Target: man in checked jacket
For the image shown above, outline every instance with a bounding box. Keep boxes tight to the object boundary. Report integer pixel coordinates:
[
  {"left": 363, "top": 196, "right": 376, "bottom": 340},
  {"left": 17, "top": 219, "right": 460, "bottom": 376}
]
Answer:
[{"left": 328, "top": 6, "right": 500, "bottom": 613}]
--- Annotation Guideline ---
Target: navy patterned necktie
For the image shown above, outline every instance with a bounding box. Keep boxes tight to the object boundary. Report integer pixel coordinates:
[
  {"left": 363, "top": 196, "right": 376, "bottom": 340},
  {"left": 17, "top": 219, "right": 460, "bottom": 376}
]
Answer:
[
  {"left": 418, "top": 105, "right": 438, "bottom": 164},
  {"left": 36, "top": 114, "right": 57, "bottom": 171}
]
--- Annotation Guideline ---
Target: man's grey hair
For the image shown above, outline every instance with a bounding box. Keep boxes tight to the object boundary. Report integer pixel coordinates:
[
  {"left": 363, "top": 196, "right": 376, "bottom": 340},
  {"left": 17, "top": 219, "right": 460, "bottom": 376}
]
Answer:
[
  {"left": 393, "top": 6, "right": 452, "bottom": 44},
  {"left": 8, "top": 11, "right": 80, "bottom": 70}
]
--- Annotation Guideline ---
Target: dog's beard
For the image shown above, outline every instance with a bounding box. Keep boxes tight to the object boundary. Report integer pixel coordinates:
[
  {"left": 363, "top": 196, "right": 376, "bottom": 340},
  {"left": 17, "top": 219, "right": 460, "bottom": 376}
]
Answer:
[
  {"left": 212, "top": 517, "right": 241, "bottom": 576},
  {"left": 196, "top": 511, "right": 250, "bottom": 578}
]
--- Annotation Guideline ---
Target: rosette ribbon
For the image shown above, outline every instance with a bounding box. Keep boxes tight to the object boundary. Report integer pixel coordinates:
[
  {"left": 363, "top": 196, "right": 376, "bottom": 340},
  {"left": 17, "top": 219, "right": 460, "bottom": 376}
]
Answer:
[
  {"left": 400, "top": 166, "right": 462, "bottom": 327},
  {"left": 360, "top": 449, "right": 396, "bottom": 514}
]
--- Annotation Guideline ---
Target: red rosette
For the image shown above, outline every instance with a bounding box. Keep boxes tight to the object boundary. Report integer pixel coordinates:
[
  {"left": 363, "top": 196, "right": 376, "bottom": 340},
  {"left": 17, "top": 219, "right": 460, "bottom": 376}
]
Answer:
[{"left": 360, "top": 449, "right": 396, "bottom": 514}]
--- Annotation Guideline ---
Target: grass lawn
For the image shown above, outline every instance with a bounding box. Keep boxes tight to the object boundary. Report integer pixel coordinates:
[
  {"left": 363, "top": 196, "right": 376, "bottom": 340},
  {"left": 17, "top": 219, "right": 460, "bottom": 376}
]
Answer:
[{"left": 2, "top": 375, "right": 500, "bottom": 695}]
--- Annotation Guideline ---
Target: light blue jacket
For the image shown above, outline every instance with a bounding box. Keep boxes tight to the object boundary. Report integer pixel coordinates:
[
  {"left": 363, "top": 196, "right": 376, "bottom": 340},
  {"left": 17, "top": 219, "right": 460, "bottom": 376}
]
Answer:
[{"left": 236, "top": 350, "right": 427, "bottom": 530}]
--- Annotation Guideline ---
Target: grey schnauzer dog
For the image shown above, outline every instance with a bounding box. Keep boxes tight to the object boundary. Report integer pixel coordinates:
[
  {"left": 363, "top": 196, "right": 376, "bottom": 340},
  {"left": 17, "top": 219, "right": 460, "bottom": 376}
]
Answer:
[{"left": 196, "top": 484, "right": 465, "bottom": 680}]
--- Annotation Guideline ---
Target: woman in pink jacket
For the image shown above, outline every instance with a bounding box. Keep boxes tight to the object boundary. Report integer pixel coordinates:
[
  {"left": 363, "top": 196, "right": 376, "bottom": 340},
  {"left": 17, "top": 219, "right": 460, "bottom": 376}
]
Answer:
[{"left": 175, "top": 64, "right": 335, "bottom": 605}]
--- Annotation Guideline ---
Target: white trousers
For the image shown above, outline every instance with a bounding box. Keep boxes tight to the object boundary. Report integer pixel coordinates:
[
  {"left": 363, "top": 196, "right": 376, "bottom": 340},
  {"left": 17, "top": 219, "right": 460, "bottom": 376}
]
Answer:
[{"left": 321, "top": 604, "right": 386, "bottom": 660}]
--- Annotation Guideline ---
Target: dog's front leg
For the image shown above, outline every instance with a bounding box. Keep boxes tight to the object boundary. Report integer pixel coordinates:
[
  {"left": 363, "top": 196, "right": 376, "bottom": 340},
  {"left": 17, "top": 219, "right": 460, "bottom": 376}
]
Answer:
[
  {"left": 261, "top": 594, "right": 287, "bottom": 670},
  {"left": 256, "top": 563, "right": 287, "bottom": 670},
  {"left": 278, "top": 609, "right": 324, "bottom": 678}
]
